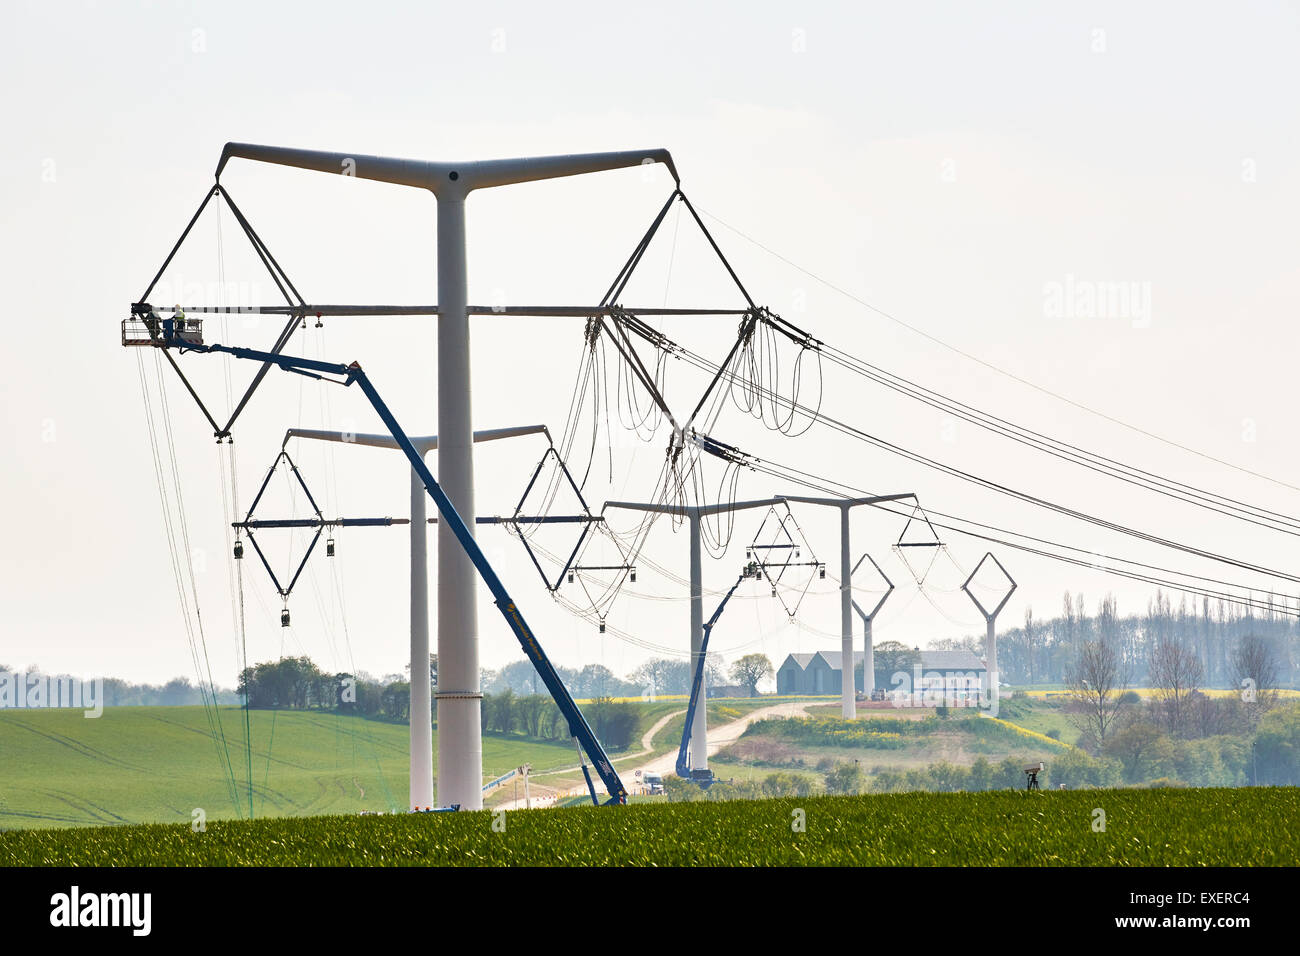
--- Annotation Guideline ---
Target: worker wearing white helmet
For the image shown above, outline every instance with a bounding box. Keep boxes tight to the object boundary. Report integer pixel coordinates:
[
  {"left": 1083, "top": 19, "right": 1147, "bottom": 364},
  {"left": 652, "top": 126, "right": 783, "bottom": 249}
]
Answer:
[{"left": 163, "top": 303, "right": 184, "bottom": 341}]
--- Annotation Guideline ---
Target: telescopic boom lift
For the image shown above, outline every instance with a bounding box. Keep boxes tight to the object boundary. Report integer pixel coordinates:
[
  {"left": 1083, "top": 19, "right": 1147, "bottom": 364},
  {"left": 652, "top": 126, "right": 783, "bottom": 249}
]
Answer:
[
  {"left": 152, "top": 328, "right": 628, "bottom": 806},
  {"left": 676, "top": 566, "right": 754, "bottom": 787}
]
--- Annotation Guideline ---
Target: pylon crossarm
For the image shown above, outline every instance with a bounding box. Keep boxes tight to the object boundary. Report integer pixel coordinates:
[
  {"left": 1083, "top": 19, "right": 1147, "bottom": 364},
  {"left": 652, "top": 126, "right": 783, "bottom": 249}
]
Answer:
[
  {"left": 235, "top": 517, "right": 404, "bottom": 529},
  {"left": 147, "top": 303, "right": 750, "bottom": 318},
  {"left": 214, "top": 142, "right": 679, "bottom": 192}
]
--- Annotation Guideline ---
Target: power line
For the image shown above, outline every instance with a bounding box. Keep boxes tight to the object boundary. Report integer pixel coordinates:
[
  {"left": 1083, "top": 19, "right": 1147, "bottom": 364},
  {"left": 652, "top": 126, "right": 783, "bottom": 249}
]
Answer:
[
  {"left": 584, "top": 322, "right": 1300, "bottom": 612},
  {"left": 695, "top": 205, "right": 1300, "bottom": 495},
  {"left": 659, "top": 333, "right": 1300, "bottom": 588},
  {"left": 817, "top": 342, "right": 1300, "bottom": 536},
  {"left": 739, "top": 445, "right": 1300, "bottom": 619}
]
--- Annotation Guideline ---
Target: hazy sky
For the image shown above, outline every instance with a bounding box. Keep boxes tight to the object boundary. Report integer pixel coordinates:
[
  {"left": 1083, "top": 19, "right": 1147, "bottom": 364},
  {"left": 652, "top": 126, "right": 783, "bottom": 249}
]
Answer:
[{"left": 3, "top": 1, "right": 1299, "bottom": 687}]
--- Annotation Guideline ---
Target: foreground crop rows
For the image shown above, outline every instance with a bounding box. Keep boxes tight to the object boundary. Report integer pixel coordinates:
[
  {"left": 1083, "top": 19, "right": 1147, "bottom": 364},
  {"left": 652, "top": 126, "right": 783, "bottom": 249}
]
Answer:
[{"left": 2, "top": 787, "right": 1296, "bottom": 867}]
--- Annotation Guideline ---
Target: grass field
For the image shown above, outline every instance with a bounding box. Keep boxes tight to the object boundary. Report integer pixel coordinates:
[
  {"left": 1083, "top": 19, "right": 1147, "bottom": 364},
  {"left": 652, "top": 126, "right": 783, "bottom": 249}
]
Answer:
[
  {"left": 992, "top": 696, "right": 1077, "bottom": 741},
  {"left": 0, "top": 706, "right": 581, "bottom": 829},
  {"left": 0, "top": 699, "right": 822, "bottom": 827},
  {"left": 3, "top": 787, "right": 1295, "bottom": 866}
]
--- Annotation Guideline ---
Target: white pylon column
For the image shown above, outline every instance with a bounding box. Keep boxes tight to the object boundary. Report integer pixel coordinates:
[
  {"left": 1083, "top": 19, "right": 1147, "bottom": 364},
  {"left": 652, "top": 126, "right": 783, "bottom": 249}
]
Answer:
[
  {"left": 863, "top": 616, "right": 874, "bottom": 700},
  {"left": 839, "top": 507, "right": 852, "bottom": 718},
  {"left": 688, "top": 512, "right": 706, "bottom": 770},
  {"left": 409, "top": 467, "right": 431, "bottom": 808},
  {"left": 435, "top": 194, "right": 482, "bottom": 809},
  {"left": 985, "top": 618, "right": 997, "bottom": 707}
]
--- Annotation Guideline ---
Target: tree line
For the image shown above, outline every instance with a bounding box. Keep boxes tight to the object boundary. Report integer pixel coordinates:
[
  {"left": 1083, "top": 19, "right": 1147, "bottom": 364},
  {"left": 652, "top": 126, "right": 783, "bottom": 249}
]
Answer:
[
  {"left": 233, "top": 655, "right": 648, "bottom": 749},
  {"left": 480, "top": 690, "right": 639, "bottom": 751},
  {"left": 237, "top": 656, "right": 414, "bottom": 722},
  {"left": 99, "top": 676, "right": 242, "bottom": 707},
  {"left": 482, "top": 653, "right": 776, "bottom": 698},
  {"left": 929, "top": 589, "right": 1298, "bottom": 688},
  {"left": 1048, "top": 619, "right": 1299, "bottom": 784}
]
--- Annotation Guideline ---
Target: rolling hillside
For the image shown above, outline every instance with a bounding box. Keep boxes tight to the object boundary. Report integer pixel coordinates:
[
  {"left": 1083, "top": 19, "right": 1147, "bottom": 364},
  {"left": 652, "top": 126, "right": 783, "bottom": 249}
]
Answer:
[{"left": 0, "top": 706, "right": 578, "bottom": 829}]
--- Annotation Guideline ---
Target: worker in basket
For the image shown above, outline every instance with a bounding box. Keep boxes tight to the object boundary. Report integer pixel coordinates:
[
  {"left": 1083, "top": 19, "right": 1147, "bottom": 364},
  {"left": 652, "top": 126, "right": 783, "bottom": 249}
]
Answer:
[{"left": 162, "top": 304, "right": 185, "bottom": 343}]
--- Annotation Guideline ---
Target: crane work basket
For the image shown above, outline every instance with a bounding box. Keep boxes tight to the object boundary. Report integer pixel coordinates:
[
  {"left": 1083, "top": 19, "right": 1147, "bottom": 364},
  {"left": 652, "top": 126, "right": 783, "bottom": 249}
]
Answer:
[{"left": 122, "top": 305, "right": 204, "bottom": 347}]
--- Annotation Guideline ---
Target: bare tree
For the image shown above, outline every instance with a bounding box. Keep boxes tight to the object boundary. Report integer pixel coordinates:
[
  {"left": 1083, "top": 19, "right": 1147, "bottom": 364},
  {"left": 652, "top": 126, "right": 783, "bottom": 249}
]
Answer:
[
  {"left": 1023, "top": 606, "right": 1036, "bottom": 684},
  {"left": 1233, "top": 634, "right": 1279, "bottom": 711},
  {"left": 703, "top": 652, "right": 728, "bottom": 689},
  {"left": 1067, "top": 638, "right": 1132, "bottom": 750},
  {"left": 629, "top": 658, "right": 688, "bottom": 696},
  {"left": 1149, "top": 638, "right": 1204, "bottom": 736},
  {"left": 1096, "top": 593, "right": 1119, "bottom": 646},
  {"left": 1075, "top": 592, "right": 1090, "bottom": 644},
  {"left": 1061, "top": 591, "right": 1075, "bottom": 648}
]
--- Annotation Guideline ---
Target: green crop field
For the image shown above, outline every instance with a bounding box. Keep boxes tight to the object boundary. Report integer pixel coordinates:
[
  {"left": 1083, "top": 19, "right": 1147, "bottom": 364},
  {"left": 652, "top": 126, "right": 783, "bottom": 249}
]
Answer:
[
  {"left": 0, "top": 699, "right": 829, "bottom": 828},
  {"left": 0, "top": 706, "right": 580, "bottom": 829},
  {"left": 3, "top": 787, "right": 1296, "bottom": 866}
]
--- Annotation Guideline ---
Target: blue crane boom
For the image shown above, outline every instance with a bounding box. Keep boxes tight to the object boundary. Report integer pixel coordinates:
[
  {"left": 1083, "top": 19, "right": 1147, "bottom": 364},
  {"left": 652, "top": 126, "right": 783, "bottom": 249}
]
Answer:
[
  {"left": 676, "top": 568, "right": 752, "bottom": 787},
  {"left": 166, "top": 335, "right": 628, "bottom": 806}
]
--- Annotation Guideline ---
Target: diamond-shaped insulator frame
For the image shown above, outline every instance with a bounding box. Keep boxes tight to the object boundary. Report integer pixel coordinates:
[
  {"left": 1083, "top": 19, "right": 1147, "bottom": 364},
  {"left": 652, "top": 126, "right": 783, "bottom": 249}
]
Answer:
[
  {"left": 239, "top": 450, "right": 325, "bottom": 599},
  {"left": 961, "top": 551, "right": 1017, "bottom": 621},
  {"left": 748, "top": 504, "right": 821, "bottom": 618},
  {"left": 511, "top": 446, "right": 602, "bottom": 593}
]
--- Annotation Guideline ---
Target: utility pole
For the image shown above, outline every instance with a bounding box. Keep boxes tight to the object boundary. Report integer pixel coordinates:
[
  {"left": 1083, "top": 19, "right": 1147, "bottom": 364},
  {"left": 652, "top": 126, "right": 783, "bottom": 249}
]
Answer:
[
  {"left": 604, "top": 498, "right": 779, "bottom": 771},
  {"left": 778, "top": 494, "right": 916, "bottom": 718},
  {"left": 281, "top": 424, "right": 547, "bottom": 811},
  {"left": 218, "top": 142, "right": 679, "bottom": 811},
  {"left": 850, "top": 552, "right": 895, "bottom": 707},
  {"left": 961, "top": 552, "right": 1017, "bottom": 711}
]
